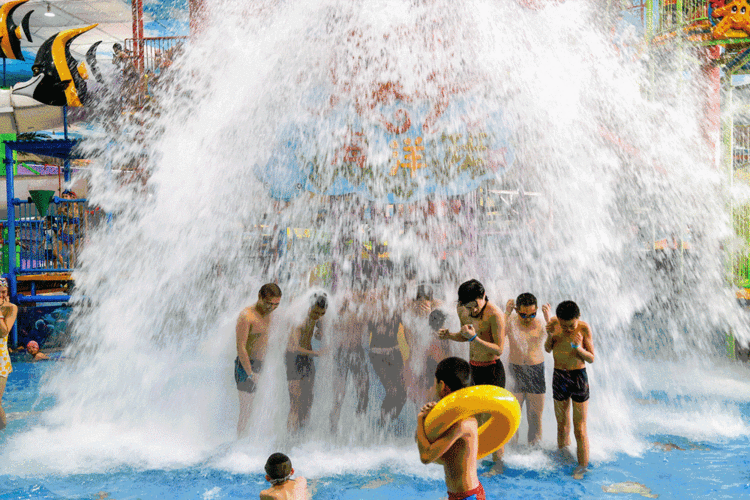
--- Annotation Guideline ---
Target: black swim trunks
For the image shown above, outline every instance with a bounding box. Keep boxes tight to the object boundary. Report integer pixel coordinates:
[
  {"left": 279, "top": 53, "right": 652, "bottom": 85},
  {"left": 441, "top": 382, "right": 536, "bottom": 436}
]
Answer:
[
  {"left": 552, "top": 368, "right": 589, "bottom": 403},
  {"left": 234, "top": 357, "right": 262, "bottom": 393},
  {"left": 285, "top": 352, "right": 316, "bottom": 381},
  {"left": 510, "top": 362, "right": 546, "bottom": 394},
  {"left": 470, "top": 358, "right": 506, "bottom": 388}
]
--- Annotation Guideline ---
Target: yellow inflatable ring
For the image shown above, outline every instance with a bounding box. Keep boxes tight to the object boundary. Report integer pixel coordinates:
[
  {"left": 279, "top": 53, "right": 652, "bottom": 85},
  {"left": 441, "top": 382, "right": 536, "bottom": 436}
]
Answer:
[{"left": 424, "top": 385, "right": 521, "bottom": 459}]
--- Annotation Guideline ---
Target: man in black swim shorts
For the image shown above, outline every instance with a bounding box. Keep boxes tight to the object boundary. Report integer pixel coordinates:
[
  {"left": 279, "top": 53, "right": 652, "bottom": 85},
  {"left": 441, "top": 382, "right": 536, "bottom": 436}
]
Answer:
[
  {"left": 286, "top": 292, "right": 327, "bottom": 432},
  {"left": 505, "top": 292, "right": 549, "bottom": 446},
  {"left": 438, "top": 279, "right": 506, "bottom": 466}
]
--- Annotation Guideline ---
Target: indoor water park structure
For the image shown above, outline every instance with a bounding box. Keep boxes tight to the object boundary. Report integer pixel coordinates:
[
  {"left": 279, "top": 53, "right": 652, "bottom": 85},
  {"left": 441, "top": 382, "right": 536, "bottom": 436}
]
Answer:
[{"left": 1, "top": 1, "right": 750, "bottom": 499}]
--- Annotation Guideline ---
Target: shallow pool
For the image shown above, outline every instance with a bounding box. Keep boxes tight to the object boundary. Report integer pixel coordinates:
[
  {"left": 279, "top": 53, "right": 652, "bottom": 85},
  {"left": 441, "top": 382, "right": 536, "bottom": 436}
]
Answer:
[{"left": 2, "top": 360, "right": 749, "bottom": 499}]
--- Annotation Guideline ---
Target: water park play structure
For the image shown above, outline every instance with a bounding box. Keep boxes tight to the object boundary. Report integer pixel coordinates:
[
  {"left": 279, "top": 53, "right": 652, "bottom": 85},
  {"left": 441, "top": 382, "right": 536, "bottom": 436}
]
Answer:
[{"left": 1, "top": 1, "right": 750, "bottom": 499}]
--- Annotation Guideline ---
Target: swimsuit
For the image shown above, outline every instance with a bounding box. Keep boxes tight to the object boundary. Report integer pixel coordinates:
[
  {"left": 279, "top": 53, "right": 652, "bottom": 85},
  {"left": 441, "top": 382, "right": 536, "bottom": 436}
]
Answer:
[
  {"left": 234, "top": 357, "right": 262, "bottom": 393},
  {"left": 510, "top": 362, "right": 546, "bottom": 394},
  {"left": 552, "top": 368, "right": 589, "bottom": 403},
  {"left": 285, "top": 352, "right": 315, "bottom": 381},
  {"left": 0, "top": 340, "right": 12, "bottom": 378},
  {"left": 470, "top": 358, "right": 505, "bottom": 388},
  {"left": 448, "top": 482, "right": 485, "bottom": 500}
]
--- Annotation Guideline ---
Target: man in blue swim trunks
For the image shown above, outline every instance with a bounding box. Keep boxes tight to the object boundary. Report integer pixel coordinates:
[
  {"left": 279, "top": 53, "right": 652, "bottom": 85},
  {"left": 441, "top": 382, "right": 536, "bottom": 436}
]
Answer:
[
  {"left": 545, "top": 300, "right": 595, "bottom": 478},
  {"left": 505, "top": 293, "right": 549, "bottom": 446},
  {"left": 235, "top": 283, "right": 282, "bottom": 437},
  {"left": 286, "top": 292, "right": 327, "bottom": 432},
  {"left": 417, "top": 357, "right": 485, "bottom": 500}
]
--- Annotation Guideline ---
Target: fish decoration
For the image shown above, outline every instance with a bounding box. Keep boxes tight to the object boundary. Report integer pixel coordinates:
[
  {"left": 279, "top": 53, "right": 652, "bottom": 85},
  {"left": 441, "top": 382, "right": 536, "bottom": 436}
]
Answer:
[
  {"left": 13, "top": 25, "right": 99, "bottom": 107},
  {"left": 0, "top": 0, "right": 33, "bottom": 60}
]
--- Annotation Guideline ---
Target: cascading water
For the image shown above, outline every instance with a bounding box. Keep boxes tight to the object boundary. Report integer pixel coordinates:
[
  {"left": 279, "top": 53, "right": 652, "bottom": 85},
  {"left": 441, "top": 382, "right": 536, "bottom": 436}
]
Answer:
[{"left": 1, "top": 0, "right": 749, "bottom": 483}]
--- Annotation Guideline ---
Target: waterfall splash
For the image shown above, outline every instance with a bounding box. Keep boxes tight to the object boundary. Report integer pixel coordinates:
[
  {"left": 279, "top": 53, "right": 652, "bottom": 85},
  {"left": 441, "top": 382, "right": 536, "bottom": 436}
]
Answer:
[{"left": 1, "top": 0, "right": 748, "bottom": 479}]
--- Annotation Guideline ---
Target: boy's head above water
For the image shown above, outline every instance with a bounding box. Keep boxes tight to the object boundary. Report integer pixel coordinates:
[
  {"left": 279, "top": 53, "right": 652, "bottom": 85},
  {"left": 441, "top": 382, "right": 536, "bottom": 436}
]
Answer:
[
  {"left": 265, "top": 453, "right": 293, "bottom": 485},
  {"left": 434, "top": 357, "right": 471, "bottom": 399}
]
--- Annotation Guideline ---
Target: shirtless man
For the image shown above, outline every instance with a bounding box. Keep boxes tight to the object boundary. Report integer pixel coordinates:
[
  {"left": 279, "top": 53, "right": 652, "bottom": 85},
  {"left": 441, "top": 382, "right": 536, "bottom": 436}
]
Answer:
[
  {"left": 260, "top": 453, "right": 307, "bottom": 500},
  {"left": 544, "top": 300, "right": 595, "bottom": 478},
  {"left": 235, "top": 283, "right": 282, "bottom": 437},
  {"left": 286, "top": 292, "right": 327, "bottom": 432},
  {"left": 438, "top": 279, "right": 505, "bottom": 465},
  {"left": 417, "top": 357, "right": 484, "bottom": 500},
  {"left": 505, "top": 293, "right": 548, "bottom": 446}
]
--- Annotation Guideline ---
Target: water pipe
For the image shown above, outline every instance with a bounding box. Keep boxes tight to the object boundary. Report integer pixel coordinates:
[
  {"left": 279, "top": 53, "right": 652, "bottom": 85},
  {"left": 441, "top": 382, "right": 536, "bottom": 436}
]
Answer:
[{"left": 4, "top": 142, "right": 17, "bottom": 345}]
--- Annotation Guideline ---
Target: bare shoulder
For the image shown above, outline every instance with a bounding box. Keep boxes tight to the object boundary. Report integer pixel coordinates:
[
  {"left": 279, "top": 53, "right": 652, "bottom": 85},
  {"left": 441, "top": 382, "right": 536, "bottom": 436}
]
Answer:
[
  {"left": 259, "top": 488, "right": 276, "bottom": 500},
  {"left": 295, "top": 476, "right": 308, "bottom": 492},
  {"left": 485, "top": 301, "right": 503, "bottom": 317},
  {"left": 580, "top": 321, "right": 592, "bottom": 335}
]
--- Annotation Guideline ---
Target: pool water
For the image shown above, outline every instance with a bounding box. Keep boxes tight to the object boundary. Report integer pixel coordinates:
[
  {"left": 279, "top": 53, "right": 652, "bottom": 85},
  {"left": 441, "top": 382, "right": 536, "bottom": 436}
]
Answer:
[{"left": 2, "top": 360, "right": 750, "bottom": 499}]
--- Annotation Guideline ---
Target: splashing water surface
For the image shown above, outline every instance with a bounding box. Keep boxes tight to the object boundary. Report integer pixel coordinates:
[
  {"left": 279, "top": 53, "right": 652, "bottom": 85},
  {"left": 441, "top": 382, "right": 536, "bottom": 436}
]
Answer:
[{"left": 2, "top": 0, "right": 749, "bottom": 485}]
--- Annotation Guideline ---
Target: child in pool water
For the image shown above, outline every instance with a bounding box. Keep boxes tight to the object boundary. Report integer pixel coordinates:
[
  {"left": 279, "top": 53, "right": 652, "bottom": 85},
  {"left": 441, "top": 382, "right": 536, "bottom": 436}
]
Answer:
[
  {"left": 416, "top": 357, "right": 484, "bottom": 500},
  {"left": 260, "top": 453, "right": 307, "bottom": 500}
]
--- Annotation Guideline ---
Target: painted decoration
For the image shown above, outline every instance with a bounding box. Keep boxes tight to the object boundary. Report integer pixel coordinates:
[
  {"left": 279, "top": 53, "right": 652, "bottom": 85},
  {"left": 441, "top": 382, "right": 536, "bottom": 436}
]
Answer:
[
  {"left": 257, "top": 87, "right": 514, "bottom": 203},
  {"left": 12, "top": 25, "right": 98, "bottom": 107},
  {"left": 712, "top": 0, "right": 750, "bottom": 39},
  {"left": 0, "top": 0, "right": 33, "bottom": 60}
]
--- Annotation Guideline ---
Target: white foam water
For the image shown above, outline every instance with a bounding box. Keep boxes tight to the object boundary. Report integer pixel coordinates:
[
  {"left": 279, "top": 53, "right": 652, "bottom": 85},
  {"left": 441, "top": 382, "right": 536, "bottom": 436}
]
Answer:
[{"left": 2, "top": 0, "right": 749, "bottom": 477}]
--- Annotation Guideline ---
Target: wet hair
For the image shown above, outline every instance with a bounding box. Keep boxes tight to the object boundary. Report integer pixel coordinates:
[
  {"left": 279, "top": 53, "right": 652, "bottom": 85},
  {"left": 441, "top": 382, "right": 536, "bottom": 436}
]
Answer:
[
  {"left": 416, "top": 283, "right": 433, "bottom": 301},
  {"left": 259, "top": 283, "right": 282, "bottom": 299},
  {"left": 556, "top": 300, "right": 580, "bottom": 321},
  {"left": 435, "top": 357, "right": 471, "bottom": 392},
  {"left": 264, "top": 452, "right": 292, "bottom": 482},
  {"left": 113, "top": 43, "right": 122, "bottom": 51},
  {"left": 516, "top": 293, "right": 537, "bottom": 308},
  {"left": 457, "top": 279, "right": 484, "bottom": 305},
  {"left": 311, "top": 292, "right": 328, "bottom": 310}
]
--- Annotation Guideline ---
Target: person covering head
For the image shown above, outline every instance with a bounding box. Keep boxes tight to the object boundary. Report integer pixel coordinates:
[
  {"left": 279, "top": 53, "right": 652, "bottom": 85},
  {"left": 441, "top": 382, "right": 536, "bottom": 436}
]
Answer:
[
  {"left": 265, "top": 453, "right": 292, "bottom": 485},
  {"left": 556, "top": 300, "right": 580, "bottom": 321},
  {"left": 457, "top": 279, "right": 485, "bottom": 305},
  {"left": 311, "top": 292, "right": 327, "bottom": 311},
  {"left": 26, "top": 341, "right": 39, "bottom": 350},
  {"left": 435, "top": 357, "right": 472, "bottom": 392}
]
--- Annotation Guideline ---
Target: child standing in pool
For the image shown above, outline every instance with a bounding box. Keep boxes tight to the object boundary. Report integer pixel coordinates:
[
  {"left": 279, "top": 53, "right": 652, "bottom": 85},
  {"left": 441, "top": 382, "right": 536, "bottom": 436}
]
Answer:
[
  {"left": 260, "top": 453, "right": 307, "bottom": 500},
  {"left": 416, "top": 357, "right": 484, "bottom": 500},
  {"left": 544, "top": 300, "right": 595, "bottom": 478}
]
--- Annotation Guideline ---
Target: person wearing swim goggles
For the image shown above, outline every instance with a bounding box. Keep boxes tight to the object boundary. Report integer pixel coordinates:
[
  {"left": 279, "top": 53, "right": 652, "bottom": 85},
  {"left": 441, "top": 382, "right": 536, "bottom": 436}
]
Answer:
[
  {"left": 260, "top": 453, "right": 307, "bottom": 500},
  {"left": 505, "top": 293, "right": 550, "bottom": 447}
]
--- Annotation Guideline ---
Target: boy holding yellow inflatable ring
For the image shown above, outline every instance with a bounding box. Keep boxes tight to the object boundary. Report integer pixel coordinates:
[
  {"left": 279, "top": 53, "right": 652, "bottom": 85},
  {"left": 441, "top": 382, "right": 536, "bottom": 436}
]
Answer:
[{"left": 416, "top": 357, "right": 485, "bottom": 500}]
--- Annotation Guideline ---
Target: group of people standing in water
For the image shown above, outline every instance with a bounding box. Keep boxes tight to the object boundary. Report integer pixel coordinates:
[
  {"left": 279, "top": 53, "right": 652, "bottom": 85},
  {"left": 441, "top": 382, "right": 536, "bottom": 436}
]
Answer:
[{"left": 237, "top": 278, "right": 596, "bottom": 499}]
